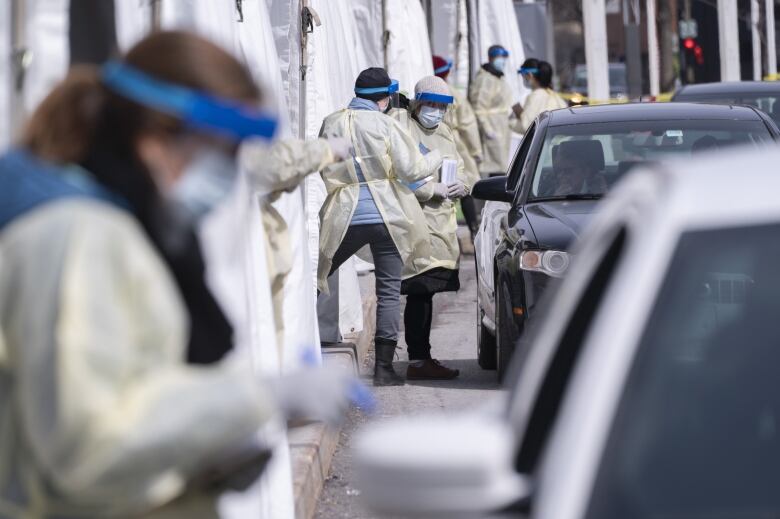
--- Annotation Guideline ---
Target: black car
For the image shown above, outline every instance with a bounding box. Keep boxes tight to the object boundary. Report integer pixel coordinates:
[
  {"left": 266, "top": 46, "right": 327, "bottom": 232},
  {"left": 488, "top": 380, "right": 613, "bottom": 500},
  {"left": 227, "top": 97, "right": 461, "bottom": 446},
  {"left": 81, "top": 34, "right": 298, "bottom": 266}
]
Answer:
[
  {"left": 672, "top": 81, "right": 780, "bottom": 126},
  {"left": 472, "top": 102, "right": 780, "bottom": 380}
]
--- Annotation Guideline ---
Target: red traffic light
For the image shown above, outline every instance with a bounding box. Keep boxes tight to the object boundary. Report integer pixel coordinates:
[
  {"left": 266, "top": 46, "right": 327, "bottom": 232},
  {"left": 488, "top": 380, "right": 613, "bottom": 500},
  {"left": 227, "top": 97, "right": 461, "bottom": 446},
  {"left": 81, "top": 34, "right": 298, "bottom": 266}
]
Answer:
[{"left": 683, "top": 38, "right": 696, "bottom": 50}]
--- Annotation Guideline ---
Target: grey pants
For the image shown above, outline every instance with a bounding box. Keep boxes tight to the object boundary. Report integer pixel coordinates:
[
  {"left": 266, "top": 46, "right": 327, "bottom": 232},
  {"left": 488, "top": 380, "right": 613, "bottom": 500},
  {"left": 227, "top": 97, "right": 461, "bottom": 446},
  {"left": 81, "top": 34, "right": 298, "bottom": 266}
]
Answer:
[{"left": 329, "top": 224, "right": 402, "bottom": 342}]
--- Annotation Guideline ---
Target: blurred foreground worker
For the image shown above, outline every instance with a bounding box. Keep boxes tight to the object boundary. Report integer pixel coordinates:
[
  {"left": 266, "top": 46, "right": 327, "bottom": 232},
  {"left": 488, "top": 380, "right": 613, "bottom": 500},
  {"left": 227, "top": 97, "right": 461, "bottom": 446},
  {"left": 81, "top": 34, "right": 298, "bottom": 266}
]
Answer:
[
  {"left": 0, "top": 31, "right": 360, "bottom": 517},
  {"left": 469, "top": 44, "right": 518, "bottom": 176},
  {"left": 318, "top": 67, "right": 443, "bottom": 386},
  {"left": 390, "top": 76, "right": 471, "bottom": 380},
  {"left": 433, "top": 55, "right": 481, "bottom": 235},
  {"left": 513, "top": 59, "right": 567, "bottom": 134}
]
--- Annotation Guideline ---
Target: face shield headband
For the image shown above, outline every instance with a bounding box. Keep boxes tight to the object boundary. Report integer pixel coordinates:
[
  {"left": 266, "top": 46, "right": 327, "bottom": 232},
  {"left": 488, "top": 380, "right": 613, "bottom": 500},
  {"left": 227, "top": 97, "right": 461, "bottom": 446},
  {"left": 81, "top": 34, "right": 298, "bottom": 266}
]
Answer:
[
  {"left": 434, "top": 59, "right": 453, "bottom": 75},
  {"left": 354, "top": 79, "right": 400, "bottom": 96},
  {"left": 414, "top": 91, "right": 454, "bottom": 105},
  {"left": 519, "top": 67, "right": 539, "bottom": 75},
  {"left": 488, "top": 47, "right": 509, "bottom": 58},
  {"left": 101, "top": 61, "right": 278, "bottom": 142}
]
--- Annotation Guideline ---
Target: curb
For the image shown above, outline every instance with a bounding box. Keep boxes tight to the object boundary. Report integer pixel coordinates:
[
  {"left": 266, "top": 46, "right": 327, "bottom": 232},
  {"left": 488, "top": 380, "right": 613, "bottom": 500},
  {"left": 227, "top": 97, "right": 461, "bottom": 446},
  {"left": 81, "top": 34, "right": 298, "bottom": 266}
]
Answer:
[{"left": 290, "top": 273, "right": 376, "bottom": 519}]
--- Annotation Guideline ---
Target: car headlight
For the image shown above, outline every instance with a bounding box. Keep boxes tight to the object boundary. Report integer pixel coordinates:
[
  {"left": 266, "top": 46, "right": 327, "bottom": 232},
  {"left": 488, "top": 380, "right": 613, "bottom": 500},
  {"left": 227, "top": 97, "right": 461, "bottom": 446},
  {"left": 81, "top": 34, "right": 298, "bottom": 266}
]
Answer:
[{"left": 519, "top": 250, "right": 570, "bottom": 278}]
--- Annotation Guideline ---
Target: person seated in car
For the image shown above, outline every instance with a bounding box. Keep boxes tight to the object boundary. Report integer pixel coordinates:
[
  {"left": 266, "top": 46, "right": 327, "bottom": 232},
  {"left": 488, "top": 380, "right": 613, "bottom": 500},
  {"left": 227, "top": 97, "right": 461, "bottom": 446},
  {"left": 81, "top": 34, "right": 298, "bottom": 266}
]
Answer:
[{"left": 552, "top": 141, "right": 608, "bottom": 196}]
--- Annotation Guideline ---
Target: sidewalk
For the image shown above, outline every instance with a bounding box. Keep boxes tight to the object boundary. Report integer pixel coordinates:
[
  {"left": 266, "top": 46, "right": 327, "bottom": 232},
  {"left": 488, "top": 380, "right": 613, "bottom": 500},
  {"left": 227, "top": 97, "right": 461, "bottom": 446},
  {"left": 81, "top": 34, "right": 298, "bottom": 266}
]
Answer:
[{"left": 289, "top": 273, "right": 376, "bottom": 519}]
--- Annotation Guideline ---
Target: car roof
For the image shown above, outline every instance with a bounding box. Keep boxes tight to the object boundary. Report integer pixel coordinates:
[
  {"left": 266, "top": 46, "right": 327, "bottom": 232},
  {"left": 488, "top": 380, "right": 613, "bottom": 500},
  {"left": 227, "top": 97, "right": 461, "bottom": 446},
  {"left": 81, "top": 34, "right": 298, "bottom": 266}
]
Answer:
[
  {"left": 622, "top": 145, "right": 780, "bottom": 229},
  {"left": 546, "top": 102, "right": 763, "bottom": 126},
  {"left": 674, "top": 81, "right": 780, "bottom": 97}
]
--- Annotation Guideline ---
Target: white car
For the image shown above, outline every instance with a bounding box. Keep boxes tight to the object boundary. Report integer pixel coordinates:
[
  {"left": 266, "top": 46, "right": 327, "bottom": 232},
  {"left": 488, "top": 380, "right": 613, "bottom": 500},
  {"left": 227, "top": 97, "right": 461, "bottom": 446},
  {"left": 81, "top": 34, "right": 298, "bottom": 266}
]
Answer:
[{"left": 355, "top": 144, "right": 780, "bottom": 518}]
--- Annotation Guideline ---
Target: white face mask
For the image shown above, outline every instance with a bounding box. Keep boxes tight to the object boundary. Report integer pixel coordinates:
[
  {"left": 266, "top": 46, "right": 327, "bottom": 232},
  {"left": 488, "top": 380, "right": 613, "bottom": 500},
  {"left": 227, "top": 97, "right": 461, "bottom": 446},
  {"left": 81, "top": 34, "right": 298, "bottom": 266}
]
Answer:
[
  {"left": 492, "top": 57, "right": 507, "bottom": 72},
  {"left": 418, "top": 105, "right": 445, "bottom": 129},
  {"left": 170, "top": 149, "right": 238, "bottom": 219}
]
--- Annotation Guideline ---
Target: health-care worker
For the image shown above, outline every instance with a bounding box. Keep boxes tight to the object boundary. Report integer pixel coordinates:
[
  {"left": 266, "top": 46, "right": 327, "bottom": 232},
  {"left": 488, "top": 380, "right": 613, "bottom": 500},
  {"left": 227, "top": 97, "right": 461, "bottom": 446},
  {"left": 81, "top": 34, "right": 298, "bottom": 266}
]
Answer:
[
  {"left": 0, "top": 31, "right": 360, "bottom": 517},
  {"left": 433, "top": 55, "right": 482, "bottom": 235},
  {"left": 469, "top": 45, "right": 521, "bottom": 176},
  {"left": 318, "top": 68, "right": 443, "bottom": 387},
  {"left": 513, "top": 59, "right": 567, "bottom": 134},
  {"left": 390, "top": 76, "right": 471, "bottom": 380}
]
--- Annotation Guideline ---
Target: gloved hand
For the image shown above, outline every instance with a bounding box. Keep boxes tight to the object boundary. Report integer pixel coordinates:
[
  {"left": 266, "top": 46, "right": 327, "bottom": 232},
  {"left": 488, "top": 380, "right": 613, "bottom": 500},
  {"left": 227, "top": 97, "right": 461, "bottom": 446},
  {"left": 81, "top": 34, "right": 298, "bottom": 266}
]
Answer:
[
  {"left": 512, "top": 102, "right": 524, "bottom": 118},
  {"left": 483, "top": 131, "right": 497, "bottom": 141},
  {"left": 447, "top": 180, "right": 468, "bottom": 200},
  {"left": 431, "top": 182, "right": 449, "bottom": 201},
  {"left": 267, "top": 365, "right": 374, "bottom": 426},
  {"left": 326, "top": 137, "right": 354, "bottom": 162}
]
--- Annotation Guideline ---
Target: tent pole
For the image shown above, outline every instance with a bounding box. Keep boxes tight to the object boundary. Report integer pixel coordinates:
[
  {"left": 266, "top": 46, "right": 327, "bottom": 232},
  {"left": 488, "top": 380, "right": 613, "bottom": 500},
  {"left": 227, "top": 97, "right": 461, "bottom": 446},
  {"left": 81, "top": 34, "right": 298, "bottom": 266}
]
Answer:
[
  {"left": 717, "top": 0, "right": 741, "bottom": 81},
  {"left": 767, "top": 0, "right": 777, "bottom": 77},
  {"left": 646, "top": 0, "right": 660, "bottom": 97},
  {"left": 583, "top": 0, "right": 609, "bottom": 102},
  {"left": 10, "top": 0, "right": 28, "bottom": 135},
  {"left": 751, "top": 0, "right": 762, "bottom": 80}
]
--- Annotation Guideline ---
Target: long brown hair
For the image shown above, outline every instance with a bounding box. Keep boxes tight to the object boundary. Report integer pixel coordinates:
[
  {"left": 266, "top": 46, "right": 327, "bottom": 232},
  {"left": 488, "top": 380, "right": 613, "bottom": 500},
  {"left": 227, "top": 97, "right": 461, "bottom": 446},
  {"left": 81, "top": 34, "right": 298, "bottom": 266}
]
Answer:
[{"left": 22, "top": 31, "right": 263, "bottom": 364}]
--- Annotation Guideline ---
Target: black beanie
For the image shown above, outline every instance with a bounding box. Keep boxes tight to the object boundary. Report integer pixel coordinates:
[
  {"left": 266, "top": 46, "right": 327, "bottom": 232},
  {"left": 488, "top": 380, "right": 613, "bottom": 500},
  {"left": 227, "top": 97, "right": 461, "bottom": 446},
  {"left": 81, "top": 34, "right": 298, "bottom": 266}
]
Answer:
[{"left": 355, "top": 67, "right": 392, "bottom": 102}]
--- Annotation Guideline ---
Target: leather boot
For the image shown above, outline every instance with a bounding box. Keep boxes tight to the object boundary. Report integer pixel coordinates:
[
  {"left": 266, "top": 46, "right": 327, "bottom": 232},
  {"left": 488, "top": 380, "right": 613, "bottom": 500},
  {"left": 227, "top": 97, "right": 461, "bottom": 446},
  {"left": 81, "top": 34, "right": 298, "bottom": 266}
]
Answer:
[
  {"left": 406, "top": 359, "right": 460, "bottom": 380},
  {"left": 373, "top": 338, "right": 405, "bottom": 387}
]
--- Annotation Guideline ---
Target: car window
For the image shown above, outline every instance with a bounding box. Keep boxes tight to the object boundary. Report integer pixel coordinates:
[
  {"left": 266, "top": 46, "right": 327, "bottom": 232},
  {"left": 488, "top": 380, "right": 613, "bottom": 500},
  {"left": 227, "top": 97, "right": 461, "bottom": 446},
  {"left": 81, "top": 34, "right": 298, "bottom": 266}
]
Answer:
[
  {"left": 506, "top": 122, "right": 537, "bottom": 192},
  {"left": 586, "top": 223, "right": 780, "bottom": 519},
  {"left": 529, "top": 120, "right": 772, "bottom": 200},
  {"left": 512, "top": 227, "right": 628, "bottom": 473}
]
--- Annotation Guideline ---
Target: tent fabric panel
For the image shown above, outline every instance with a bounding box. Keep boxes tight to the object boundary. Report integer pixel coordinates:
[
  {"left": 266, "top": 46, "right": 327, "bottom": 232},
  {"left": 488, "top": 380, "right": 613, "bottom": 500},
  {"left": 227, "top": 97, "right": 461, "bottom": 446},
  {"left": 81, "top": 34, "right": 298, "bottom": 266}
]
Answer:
[
  {"left": 385, "top": 0, "right": 434, "bottom": 94},
  {"left": 1, "top": 2, "right": 11, "bottom": 150}
]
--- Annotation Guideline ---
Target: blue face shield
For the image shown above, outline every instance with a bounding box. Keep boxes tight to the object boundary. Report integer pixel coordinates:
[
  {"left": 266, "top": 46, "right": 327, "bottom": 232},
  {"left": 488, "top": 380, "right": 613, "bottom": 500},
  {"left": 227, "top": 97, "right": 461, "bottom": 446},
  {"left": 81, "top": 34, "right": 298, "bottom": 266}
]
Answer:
[{"left": 101, "top": 61, "right": 278, "bottom": 142}]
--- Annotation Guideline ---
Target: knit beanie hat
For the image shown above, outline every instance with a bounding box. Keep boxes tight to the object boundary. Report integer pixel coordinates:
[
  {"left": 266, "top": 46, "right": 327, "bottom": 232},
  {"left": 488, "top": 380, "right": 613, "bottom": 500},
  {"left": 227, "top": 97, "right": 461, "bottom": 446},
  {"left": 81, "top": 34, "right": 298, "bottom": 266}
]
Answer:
[
  {"left": 354, "top": 67, "right": 394, "bottom": 102},
  {"left": 432, "top": 55, "right": 452, "bottom": 79},
  {"left": 414, "top": 76, "right": 454, "bottom": 105}
]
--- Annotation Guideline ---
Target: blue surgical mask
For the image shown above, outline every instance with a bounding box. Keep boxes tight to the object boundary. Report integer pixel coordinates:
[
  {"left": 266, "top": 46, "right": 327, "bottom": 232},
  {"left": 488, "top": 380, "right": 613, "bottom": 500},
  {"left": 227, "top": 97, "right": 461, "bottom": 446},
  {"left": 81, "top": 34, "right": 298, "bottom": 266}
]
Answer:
[
  {"left": 492, "top": 58, "right": 507, "bottom": 72},
  {"left": 418, "top": 105, "right": 446, "bottom": 129},
  {"left": 171, "top": 150, "right": 238, "bottom": 219}
]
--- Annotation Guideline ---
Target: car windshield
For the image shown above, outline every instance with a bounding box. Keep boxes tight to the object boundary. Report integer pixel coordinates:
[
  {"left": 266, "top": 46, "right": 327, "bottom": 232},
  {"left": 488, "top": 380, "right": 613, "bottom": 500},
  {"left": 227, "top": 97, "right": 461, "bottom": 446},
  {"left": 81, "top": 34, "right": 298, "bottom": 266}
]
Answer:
[
  {"left": 586, "top": 223, "right": 780, "bottom": 519},
  {"left": 676, "top": 93, "right": 780, "bottom": 124},
  {"left": 529, "top": 119, "right": 772, "bottom": 201}
]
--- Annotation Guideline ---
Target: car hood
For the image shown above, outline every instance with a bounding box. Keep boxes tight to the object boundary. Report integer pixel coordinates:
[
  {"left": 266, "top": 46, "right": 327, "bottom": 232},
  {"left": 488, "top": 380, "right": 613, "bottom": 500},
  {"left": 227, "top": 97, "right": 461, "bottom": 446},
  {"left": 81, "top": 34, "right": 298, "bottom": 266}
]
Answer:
[{"left": 524, "top": 200, "right": 599, "bottom": 250}]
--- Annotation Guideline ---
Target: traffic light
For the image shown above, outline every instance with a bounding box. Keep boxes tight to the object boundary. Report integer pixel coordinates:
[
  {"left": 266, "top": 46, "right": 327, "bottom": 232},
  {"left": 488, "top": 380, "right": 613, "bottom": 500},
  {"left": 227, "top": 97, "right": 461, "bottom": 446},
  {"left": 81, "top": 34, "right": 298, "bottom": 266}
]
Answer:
[
  {"left": 693, "top": 44, "right": 704, "bottom": 66},
  {"left": 683, "top": 37, "right": 695, "bottom": 50}
]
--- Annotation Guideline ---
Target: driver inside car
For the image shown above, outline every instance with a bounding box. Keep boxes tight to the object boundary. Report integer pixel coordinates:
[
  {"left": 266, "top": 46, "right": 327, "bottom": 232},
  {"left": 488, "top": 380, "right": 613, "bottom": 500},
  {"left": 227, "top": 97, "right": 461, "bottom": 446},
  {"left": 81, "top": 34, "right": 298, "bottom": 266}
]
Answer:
[{"left": 551, "top": 140, "right": 608, "bottom": 196}]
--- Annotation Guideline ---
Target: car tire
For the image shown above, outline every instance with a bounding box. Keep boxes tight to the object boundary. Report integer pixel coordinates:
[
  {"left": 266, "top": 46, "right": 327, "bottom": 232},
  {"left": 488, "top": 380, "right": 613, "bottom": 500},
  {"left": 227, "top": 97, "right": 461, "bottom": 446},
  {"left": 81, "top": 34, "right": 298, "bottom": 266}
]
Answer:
[
  {"left": 477, "top": 305, "right": 497, "bottom": 370},
  {"left": 495, "top": 278, "right": 515, "bottom": 383}
]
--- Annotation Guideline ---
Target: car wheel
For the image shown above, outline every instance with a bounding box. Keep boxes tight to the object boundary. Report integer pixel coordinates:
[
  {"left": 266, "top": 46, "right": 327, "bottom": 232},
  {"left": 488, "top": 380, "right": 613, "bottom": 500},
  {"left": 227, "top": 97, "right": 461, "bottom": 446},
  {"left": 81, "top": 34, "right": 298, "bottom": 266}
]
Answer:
[{"left": 495, "top": 278, "right": 516, "bottom": 383}]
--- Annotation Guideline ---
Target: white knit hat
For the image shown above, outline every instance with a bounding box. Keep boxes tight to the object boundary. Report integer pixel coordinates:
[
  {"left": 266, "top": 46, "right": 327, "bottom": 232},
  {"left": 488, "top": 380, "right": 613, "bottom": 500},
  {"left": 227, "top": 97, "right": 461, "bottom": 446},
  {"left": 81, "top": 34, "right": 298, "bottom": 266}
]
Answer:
[{"left": 414, "top": 75, "right": 452, "bottom": 100}]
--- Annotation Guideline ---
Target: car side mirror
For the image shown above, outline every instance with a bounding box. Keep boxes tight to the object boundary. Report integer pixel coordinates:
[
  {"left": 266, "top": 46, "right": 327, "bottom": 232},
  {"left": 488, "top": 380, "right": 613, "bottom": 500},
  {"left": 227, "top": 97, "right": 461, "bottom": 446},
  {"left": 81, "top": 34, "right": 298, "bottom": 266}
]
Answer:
[
  {"left": 472, "top": 176, "right": 513, "bottom": 203},
  {"left": 355, "top": 413, "right": 530, "bottom": 517}
]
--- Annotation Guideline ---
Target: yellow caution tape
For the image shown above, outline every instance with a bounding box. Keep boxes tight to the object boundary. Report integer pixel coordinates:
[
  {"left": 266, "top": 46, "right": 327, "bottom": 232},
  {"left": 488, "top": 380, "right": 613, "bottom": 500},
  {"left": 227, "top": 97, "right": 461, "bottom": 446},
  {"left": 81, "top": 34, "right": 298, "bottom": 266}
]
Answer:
[
  {"left": 558, "top": 90, "right": 675, "bottom": 105},
  {"left": 764, "top": 73, "right": 780, "bottom": 81}
]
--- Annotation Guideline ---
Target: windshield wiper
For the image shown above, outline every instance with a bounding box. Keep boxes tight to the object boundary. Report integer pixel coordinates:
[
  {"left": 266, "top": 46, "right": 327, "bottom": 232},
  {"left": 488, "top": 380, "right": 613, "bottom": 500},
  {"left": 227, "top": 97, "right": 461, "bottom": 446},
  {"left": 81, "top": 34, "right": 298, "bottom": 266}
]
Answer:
[{"left": 530, "top": 194, "right": 604, "bottom": 202}]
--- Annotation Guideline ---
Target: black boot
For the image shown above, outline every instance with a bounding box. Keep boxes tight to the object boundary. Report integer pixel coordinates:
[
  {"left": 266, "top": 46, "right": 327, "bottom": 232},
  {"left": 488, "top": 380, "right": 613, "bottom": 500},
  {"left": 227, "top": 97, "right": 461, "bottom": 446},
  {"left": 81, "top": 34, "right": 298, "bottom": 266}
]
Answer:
[{"left": 373, "top": 338, "right": 405, "bottom": 386}]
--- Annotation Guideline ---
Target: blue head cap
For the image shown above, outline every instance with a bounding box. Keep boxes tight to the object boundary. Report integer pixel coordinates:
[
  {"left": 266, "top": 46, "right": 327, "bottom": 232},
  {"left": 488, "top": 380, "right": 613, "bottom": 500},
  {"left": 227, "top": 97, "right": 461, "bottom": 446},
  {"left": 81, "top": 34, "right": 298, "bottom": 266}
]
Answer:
[
  {"left": 354, "top": 79, "right": 399, "bottom": 96},
  {"left": 488, "top": 45, "right": 509, "bottom": 58},
  {"left": 101, "top": 61, "right": 278, "bottom": 142}
]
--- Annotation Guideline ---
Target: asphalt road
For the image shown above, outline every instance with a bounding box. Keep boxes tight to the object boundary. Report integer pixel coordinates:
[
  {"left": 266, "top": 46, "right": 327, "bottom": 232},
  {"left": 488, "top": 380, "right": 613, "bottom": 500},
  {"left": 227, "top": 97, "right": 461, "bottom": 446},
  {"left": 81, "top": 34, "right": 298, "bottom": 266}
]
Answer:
[{"left": 314, "top": 256, "right": 503, "bottom": 519}]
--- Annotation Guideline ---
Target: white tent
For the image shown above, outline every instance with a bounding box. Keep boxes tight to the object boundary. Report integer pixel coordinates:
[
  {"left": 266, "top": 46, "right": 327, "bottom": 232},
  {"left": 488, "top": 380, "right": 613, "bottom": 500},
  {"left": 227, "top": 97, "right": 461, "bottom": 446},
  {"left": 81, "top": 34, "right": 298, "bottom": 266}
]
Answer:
[
  {"left": 350, "top": 0, "right": 434, "bottom": 94},
  {"left": 1, "top": 1, "right": 12, "bottom": 150},
  {"left": 429, "top": 0, "right": 470, "bottom": 92}
]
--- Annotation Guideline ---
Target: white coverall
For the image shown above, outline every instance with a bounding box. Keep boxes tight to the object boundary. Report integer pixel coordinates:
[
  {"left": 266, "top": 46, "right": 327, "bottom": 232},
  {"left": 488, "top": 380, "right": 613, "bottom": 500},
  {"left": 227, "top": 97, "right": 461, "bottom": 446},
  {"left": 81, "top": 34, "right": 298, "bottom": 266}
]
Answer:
[
  {"left": 316, "top": 108, "right": 442, "bottom": 292},
  {"left": 0, "top": 200, "right": 274, "bottom": 518},
  {"left": 513, "top": 88, "right": 567, "bottom": 134},
  {"left": 468, "top": 67, "right": 514, "bottom": 175}
]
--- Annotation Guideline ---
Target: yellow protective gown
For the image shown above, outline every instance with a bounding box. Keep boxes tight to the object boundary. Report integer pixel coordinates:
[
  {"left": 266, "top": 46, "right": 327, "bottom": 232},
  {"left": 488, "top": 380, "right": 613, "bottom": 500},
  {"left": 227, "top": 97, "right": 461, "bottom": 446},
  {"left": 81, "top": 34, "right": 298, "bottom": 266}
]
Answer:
[
  {"left": 468, "top": 67, "right": 514, "bottom": 174},
  {"left": 317, "top": 108, "right": 443, "bottom": 293},
  {"left": 240, "top": 138, "right": 335, "bottom": 350},
  {"left": 512, "top": 88, "right": 568, "bottom": 134},
  {"left": 444, "top": 89, "right": 483, "bottom": 186},
  {"left": 391, "top": 108, "right": 470, "bottom": 272},
  {"left": 0, "top": 200, "right": 273, "bottom": 518}
]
